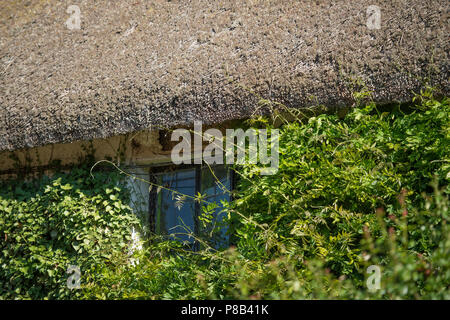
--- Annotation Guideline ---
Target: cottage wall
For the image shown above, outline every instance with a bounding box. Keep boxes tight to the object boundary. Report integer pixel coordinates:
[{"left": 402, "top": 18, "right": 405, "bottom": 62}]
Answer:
[{"left": 0, "top": 130, "right": 171, "bottom": 178}]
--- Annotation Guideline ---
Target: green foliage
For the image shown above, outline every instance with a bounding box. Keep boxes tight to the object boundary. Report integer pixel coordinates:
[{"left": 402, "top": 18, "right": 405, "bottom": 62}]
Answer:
[
  {"left": 220, "top": 183, "right": 449, "bottom": 299},
  {"left": 82, "top": 184, "right": 448, "bottom": 300},
  {"left": 1, "top": 90, "right": 448, "bottom": 300},
  {"left": 0, "top": 166, "right": 140, "bottom": 299},
  {"left": 81, "top": 90, "right": 449, "bottom": 300},
  {"left": 231, "top": 92, "right": 449, "bottom": 277}
]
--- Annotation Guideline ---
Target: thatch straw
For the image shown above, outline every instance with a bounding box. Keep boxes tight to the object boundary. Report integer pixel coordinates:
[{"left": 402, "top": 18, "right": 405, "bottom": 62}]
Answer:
[{"left": 0, "top": 0, "right": 448, "bottom": 151}]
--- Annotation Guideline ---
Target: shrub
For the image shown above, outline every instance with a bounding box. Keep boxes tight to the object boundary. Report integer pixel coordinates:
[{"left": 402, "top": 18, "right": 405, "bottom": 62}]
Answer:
[
  {"left": 0, "top": 167, "right": 140, "bottom": 299},
  {"left": 82, "top": 90, "right": 449, "bottom": 300},
  {"left": 231, "top": 91, "right": 449, "bottom": 277},
  {"left": 1, "top": 90, "right": 448, "bottom": 300}
]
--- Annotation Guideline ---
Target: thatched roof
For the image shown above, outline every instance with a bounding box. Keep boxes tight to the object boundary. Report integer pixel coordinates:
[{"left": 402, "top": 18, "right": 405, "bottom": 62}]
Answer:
[{"left": 1, "top": 0, "right": 448, "bottom": 152}]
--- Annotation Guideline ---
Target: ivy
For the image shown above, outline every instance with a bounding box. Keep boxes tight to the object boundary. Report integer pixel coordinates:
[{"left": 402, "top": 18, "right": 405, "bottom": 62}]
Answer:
[
  {"left": 232, "top": 93, "right": 449, "bottom": 276},
  {"left": 0, "top": 90, "right": 448, "bottom": 300},
  {"left": 0, "top": 166, "right": 140, "bottom": 299}
]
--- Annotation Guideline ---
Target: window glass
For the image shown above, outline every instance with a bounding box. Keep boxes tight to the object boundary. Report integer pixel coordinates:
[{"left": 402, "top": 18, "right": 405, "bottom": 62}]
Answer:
[
  {"left": 156, "top": 169, "right": 196, "bottom": 245},
  {"left": 154, "top": 166, "right": 232, "bottom": 250},
  {"left": 201, "top": 166, "right": 231, "bottom": 249}
]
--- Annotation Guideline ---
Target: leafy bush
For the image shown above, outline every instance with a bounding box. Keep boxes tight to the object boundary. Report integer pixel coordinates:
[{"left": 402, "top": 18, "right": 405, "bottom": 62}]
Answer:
[
  {"left": 221, "top": 183, "right": 449, "bottom": 299},
  {"left": 0, "top": 167, "right": 140, "bottom": 299},
  {"left": 1, "top": 90, "right": 448, "bottom": 300},
  {"left": 82, "top": 90, "right": 449, "bottom": 300},
  {"left": 232, "top": 91, "right": 448, "bottom": 276},
  {"left": 82, "top": 185, "right": 448, "bottom": 300}
]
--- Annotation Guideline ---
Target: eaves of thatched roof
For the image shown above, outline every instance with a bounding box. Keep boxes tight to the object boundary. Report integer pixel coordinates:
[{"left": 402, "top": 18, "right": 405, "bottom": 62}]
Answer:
[{"left": 0, "top": 0, "right": 448, "bottom": 152}]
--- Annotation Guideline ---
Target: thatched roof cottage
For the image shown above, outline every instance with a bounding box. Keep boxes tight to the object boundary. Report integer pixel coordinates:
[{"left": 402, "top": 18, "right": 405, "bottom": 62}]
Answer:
[
  {"left": 1, "top": 1, "right": 448, "bottom": 237},
  {"left": 1, "top": 0, "right": 448, "bottom": 169}
]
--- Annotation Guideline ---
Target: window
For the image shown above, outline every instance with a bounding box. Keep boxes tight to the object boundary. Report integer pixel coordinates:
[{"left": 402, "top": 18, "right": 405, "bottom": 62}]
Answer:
[{"left": 149, "top": 165, "right": 233, "bottom": 250}]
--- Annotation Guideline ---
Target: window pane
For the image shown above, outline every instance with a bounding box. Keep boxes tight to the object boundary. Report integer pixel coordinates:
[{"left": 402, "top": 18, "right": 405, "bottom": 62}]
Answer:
[
  {"left": 157, "top": 169, "right": 196, "bottom": 245},
  {"left": 201, "top": 165, "right": 231, "bottom": 197},
  {"left": 201, "top": 166, "right": 231, "bottom": 249}
]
